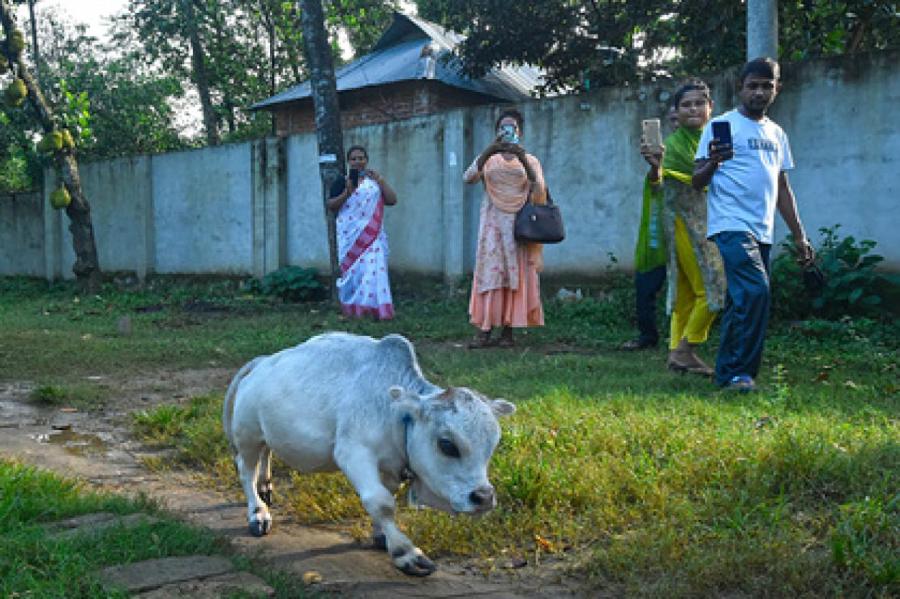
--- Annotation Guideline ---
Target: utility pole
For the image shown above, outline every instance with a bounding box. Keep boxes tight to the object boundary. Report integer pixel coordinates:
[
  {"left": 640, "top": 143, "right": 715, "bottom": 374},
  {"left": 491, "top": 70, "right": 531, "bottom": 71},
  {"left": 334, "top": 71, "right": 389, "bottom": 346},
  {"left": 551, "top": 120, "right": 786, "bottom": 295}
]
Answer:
[
  {"left": 747, "top": 0, "right": 778, "bottom": 60},
  {"left": 297, "top": 0, "right": 343, "bottom": 294}
]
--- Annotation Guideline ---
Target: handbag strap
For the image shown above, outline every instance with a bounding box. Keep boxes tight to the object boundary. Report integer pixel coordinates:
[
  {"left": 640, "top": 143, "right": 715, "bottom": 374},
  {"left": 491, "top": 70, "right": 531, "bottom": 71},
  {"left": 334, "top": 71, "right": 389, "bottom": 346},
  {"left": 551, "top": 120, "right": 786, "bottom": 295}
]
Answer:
[{"left": 505, "top": 150, "right": 539, "bottom": 206}]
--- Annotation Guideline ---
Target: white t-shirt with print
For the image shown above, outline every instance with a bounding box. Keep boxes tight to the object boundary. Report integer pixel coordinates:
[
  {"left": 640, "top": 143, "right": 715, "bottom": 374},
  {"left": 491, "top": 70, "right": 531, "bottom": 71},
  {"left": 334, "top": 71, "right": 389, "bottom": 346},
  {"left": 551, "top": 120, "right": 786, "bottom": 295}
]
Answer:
[{"left": 696, "top": 109, "right": 794, "bottom": 244}]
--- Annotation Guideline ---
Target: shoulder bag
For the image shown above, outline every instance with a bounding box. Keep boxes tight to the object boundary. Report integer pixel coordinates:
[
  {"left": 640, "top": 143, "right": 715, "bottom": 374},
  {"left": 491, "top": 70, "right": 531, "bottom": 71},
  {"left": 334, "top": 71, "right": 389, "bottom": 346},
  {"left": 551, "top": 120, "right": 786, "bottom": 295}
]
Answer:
[{"left": 514, "top": 188, "right": 565, "bottom": 244}]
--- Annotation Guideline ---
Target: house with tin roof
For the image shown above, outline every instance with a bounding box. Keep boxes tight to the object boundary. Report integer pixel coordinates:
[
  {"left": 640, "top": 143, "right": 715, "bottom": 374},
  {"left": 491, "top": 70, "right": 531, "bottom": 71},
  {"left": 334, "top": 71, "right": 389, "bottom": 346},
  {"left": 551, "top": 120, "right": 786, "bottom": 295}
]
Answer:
[{"left": 251, "top": 12, "right": 543, "bottom": 135}]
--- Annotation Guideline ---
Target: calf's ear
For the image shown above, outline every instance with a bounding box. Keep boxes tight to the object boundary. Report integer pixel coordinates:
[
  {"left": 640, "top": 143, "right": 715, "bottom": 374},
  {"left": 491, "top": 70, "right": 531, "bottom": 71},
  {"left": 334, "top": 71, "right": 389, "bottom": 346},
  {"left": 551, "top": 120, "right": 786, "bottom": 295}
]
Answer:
[
  {"left": 491, "top": 399, "right": 516, "bottom": 417},
  {"left": 389, "top": 385, "right": 424, "bottom": 419}
]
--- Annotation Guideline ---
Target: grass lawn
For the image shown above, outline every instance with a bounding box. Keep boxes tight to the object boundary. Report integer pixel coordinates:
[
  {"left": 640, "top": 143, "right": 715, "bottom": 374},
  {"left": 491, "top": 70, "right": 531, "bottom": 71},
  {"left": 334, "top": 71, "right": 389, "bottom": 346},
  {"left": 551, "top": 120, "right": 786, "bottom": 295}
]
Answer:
[
  {"left": 1, "top": 276, "right": 897, "bottom": 597},
  {"left": 0, "top": 459, "right": 313, "bottom": 598}
]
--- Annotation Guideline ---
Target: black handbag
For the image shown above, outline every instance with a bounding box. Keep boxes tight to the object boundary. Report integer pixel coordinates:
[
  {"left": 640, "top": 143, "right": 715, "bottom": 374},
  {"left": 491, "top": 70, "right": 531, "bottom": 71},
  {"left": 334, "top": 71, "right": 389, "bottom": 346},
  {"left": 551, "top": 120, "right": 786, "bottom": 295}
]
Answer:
[{"left": 515, "top": 189, "right": 565, "bottom": 244}]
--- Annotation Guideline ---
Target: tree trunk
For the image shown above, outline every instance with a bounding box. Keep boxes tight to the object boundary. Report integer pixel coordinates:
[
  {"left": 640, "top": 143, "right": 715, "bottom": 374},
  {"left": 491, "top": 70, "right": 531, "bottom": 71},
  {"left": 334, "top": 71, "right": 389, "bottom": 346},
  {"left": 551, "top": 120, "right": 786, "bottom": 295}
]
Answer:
[
  {"left": 182, "top": 0, "right": 221, "bottom": 146},
  {"left": 26, "top": 0, "right": 39, "bottom": 86},
  {"left": 258, "top": 0, "right": 277, "bottom": 97},
  {"left": 1, "top": 0, "right": 102, "bottom": 292},
  {"left": 297, "top": 0, "right": 343, "bottom": 295}
]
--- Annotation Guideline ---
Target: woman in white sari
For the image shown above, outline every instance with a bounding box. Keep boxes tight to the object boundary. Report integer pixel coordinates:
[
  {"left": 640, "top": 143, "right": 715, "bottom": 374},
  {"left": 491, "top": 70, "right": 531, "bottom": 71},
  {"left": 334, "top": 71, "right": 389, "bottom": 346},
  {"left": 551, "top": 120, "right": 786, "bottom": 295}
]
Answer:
[{"left": 327, "top": 145, "right": 398, "bottom": 319}]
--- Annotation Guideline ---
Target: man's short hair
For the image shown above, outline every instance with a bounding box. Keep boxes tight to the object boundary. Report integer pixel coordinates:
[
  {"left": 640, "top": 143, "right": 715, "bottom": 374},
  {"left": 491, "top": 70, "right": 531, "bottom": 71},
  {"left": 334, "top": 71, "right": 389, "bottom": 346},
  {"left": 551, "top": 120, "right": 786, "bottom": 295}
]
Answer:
[
  {"left": 739, "top": 57, "right": 780, "bottom": 85},
  {"left": 671, "top": 78, "right": 711, "bottom": 110}
]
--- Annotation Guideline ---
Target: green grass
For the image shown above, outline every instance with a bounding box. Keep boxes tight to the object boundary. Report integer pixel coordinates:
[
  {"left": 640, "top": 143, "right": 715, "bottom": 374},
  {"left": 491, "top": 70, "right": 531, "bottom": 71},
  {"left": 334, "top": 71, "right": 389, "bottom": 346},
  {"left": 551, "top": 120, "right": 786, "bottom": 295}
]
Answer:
[
  {"left": 0, "top": 459, "right": 316, "bottom": 598},
  {"left": 2, "top": 275, "right": 898, "bottom": 597},
  {"left": 0, "top": 458, "right": 212, "bottom": 597}
]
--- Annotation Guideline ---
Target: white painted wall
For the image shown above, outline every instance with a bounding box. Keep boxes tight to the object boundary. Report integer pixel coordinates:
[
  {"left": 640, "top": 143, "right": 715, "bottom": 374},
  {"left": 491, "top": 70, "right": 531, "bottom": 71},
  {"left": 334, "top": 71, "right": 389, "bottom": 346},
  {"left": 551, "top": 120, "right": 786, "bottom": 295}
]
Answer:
[{"left": 3, "top": 51, "right": 897, "bottom": 281}]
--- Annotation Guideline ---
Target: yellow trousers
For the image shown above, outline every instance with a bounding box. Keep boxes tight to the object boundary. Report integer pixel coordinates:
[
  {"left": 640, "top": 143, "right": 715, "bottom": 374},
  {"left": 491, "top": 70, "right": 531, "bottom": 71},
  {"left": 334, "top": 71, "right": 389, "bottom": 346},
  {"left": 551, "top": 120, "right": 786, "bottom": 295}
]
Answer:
[{"left": 669, "top": 216, "right": 717, "bottom": 350}]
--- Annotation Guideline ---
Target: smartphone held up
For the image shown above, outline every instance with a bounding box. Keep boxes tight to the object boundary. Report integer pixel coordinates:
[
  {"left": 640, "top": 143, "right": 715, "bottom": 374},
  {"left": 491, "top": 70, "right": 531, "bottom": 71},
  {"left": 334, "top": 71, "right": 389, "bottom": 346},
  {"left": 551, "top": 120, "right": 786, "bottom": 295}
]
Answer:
[
  {"left": 640, "top": 119, "right": 664, "bottom": 153},
  {"left": 711, "top": 121, "right": 732, "bottom": 147},
  {"left": 499, "top": 124, "right": 520, "bottom": 145},
  {"left": 711, "top": 121, "right": 734, "bottom": 160}
]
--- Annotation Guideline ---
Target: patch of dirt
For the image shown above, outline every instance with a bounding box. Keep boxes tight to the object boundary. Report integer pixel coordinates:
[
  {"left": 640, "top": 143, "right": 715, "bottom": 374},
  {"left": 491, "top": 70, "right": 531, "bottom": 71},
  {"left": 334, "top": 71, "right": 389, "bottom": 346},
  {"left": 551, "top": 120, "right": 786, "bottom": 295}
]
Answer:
[{"left": 0, "top": 370, "right": 591, "bottom": 598}]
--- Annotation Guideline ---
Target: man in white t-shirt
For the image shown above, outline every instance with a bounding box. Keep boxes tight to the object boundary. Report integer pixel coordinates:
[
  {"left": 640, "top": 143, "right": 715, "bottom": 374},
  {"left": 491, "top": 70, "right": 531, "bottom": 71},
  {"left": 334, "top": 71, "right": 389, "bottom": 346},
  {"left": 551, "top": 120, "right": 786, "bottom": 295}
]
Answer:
[{"left": 693, "top": 58, "right": 814, "bottom": 392}]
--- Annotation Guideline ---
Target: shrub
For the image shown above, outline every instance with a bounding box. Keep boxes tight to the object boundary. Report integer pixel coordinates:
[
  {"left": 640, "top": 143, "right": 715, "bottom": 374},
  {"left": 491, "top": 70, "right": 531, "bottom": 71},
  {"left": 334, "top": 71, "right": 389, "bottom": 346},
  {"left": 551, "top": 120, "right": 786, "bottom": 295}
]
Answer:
[
  {"left": 245, "top": 266, "right": 325, "bottom": 302},
  {"left": 771, "top": 225, "right": 896, "bottom": 320}
]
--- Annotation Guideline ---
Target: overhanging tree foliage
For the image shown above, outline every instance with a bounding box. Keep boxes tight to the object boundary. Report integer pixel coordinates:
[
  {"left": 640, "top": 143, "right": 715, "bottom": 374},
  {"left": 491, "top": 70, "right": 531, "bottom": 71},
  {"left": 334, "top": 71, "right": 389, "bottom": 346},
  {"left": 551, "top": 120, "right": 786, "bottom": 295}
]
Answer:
[
  {"left": 115, "top": 0, "right": 396, "bottom": 146},
  {"left": 1, "top": 6, "right": 188, "bottom": 191},
  {"left": 415, "top": 0, "right": 899, "bottom": 93}
]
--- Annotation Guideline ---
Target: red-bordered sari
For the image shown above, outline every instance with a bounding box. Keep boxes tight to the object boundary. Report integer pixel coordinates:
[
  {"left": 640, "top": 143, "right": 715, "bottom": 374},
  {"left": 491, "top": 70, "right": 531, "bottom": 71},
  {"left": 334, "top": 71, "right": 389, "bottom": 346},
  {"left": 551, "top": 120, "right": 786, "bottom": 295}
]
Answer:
[{"left": 336, "top": 176, "right": 394, "bottom": 320}]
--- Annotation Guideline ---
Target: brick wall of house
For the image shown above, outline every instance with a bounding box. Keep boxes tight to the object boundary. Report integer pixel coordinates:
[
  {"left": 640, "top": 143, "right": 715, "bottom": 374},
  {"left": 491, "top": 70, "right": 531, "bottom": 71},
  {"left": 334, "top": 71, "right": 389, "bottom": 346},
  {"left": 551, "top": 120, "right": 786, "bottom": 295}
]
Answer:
[{"left": 270, "top": 81, "right": 500, "bottom": 136}]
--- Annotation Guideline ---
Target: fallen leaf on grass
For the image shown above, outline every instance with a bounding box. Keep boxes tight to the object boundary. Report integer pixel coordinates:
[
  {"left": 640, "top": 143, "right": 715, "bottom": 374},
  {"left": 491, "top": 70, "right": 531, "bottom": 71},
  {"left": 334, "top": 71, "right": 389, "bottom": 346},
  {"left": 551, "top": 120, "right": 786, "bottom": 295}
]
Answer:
[
  {"left": 534, "top": 534, "right": 554, "bottom": 552},
  {"left": 754, "top": 415, "right": 774, "bottom": 429},
  {"left": 302, "top": 570, "right": 322, "bottom": 584}
]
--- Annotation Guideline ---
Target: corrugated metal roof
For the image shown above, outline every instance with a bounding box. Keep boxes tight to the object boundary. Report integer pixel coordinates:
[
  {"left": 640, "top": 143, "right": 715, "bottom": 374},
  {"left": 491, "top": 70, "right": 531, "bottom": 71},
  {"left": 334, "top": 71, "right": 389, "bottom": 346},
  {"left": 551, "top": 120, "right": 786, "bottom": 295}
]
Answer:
[{"left": 251, "top": 12, "right": 542, "bottom": 110}]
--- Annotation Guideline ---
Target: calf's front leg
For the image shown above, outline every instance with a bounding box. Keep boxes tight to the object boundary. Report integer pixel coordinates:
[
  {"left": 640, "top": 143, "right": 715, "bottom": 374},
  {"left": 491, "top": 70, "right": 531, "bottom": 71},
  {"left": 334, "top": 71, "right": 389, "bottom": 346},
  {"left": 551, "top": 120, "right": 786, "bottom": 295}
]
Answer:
[{"left": 335, "top": 445, "right": 436, "bottom": 576}]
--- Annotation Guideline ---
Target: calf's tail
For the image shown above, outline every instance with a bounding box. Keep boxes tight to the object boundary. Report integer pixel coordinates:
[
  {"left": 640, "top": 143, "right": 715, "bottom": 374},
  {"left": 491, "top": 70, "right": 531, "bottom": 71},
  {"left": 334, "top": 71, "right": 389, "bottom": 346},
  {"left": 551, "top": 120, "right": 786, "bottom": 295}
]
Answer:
[{"left": 222, "top": 356, "right": 265, "bottom": 455}]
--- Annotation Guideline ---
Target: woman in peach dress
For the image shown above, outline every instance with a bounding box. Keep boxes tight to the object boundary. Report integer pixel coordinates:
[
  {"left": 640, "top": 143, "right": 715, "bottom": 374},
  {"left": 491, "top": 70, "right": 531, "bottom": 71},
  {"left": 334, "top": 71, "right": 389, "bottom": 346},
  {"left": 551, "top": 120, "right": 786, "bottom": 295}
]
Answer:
[{"left": 464, "top": 109, "right": 547, "bottom": 348}]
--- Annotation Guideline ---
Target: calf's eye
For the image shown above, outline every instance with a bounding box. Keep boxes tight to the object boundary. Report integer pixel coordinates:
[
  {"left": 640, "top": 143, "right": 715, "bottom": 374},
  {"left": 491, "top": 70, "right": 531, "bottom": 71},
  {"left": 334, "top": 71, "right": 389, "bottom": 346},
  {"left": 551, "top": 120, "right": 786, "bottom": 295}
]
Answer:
[{"left": 438, "top": 438, "right": 460, "bottom": 458}]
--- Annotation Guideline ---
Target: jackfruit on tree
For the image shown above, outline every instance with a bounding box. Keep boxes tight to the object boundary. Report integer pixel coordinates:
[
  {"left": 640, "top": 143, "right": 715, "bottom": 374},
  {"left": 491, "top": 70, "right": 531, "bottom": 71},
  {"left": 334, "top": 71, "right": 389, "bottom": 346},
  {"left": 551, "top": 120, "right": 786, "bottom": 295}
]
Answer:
[
  {"left": 39, "top": 131, "right": 64, "bottom": 153},
  {"left": 50, "top": 186, "right": 71, "bottom": 210},
  {"left": 61, "top": 129, "right": 76, "bottom": 150},
  {"left": 9, "top": 30, "right": 26, "bottom": 55},
  {"left": 3, "top": 78, "right": 27, "bottom": 108}
]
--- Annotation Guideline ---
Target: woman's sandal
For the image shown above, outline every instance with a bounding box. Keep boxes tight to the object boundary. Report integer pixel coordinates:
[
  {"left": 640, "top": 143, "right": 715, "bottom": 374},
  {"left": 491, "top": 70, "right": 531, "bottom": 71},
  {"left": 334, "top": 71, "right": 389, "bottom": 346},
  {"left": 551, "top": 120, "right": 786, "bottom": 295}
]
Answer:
[
  {"left": 467, "top": 331, "right": 496, "bottom": 349},
  {"left": 496, "top": 328, "right": 515, "bottom": 348}
]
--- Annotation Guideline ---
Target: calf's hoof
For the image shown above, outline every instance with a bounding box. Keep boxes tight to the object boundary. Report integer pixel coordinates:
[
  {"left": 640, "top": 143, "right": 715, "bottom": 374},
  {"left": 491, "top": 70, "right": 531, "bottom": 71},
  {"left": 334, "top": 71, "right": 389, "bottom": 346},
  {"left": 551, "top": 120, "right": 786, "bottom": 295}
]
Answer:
[
  {"left": 249, "top": 518, "right": 272, "bottom": 537},
  {"left": 392, "top": 548, "right": 436, "bottom": 577}
]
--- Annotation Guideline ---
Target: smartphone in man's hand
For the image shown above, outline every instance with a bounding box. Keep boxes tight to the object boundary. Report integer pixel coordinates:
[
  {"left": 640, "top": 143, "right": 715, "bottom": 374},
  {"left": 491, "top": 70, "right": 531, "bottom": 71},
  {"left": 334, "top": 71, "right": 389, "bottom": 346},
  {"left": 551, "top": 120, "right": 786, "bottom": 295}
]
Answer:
[
  {"left": 712, "top": 121, "right": 732, "bottom": 147},
  {"left": 711, "top": 120, "right": 734, "bottom": 161},
  {"left": 641, "top": 119, "right": 663, "bottom": 152}
]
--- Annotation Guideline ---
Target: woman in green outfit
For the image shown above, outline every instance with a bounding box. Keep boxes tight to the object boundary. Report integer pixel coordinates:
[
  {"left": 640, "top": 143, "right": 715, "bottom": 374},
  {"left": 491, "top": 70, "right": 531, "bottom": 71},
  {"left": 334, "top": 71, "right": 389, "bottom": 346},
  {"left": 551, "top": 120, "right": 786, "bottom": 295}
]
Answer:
[{"left": 640, "top": 79, "right": 726, "bottom": 375}]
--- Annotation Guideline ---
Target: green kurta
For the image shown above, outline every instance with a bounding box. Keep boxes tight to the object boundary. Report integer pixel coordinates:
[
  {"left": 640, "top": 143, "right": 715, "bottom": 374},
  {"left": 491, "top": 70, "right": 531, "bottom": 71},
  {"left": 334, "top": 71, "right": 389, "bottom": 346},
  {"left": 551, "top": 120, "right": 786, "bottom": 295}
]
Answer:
[
  {"left": 634, "top": 178, "right": 667, "bottom": 273},
  {"left": 661, "top": 127, "right": 726, "bottom": 313}
]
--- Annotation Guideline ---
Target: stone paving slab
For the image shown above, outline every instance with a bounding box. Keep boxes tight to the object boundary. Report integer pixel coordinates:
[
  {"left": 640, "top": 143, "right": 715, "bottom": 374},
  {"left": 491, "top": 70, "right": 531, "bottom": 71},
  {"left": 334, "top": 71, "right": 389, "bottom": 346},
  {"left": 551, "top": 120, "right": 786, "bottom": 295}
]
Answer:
[
  {"left": 101, "top": 555, "right": 234, "bottom": 593},
  {"left": 134, "top": 571, "right": 275, "bottom": 598},
  {"left": 48, "top": 512, "right": 160, "bottom": 539},
  {"left": 53, "top": 512, "right": 119, "bottom": 529}
]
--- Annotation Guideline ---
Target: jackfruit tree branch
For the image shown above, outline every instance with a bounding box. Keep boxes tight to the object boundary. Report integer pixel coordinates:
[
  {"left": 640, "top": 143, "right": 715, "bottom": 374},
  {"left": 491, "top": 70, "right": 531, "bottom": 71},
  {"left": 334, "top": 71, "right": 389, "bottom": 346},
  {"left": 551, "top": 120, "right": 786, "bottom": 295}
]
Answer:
[{"left": 1, "top": 0, "right": 102, "bottom": 290}]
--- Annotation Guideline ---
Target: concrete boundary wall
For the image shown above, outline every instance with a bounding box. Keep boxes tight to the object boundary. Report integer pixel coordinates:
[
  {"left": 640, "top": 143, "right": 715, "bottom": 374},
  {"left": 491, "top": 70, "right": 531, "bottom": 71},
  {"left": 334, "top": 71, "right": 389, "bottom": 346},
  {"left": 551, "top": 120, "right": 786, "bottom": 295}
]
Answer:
[
  {"left": 2, "top": 51, "right": 897, "bottom": 281},
  {"left": 0, "top": 192, "right": 43, "bottom": 277}
]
